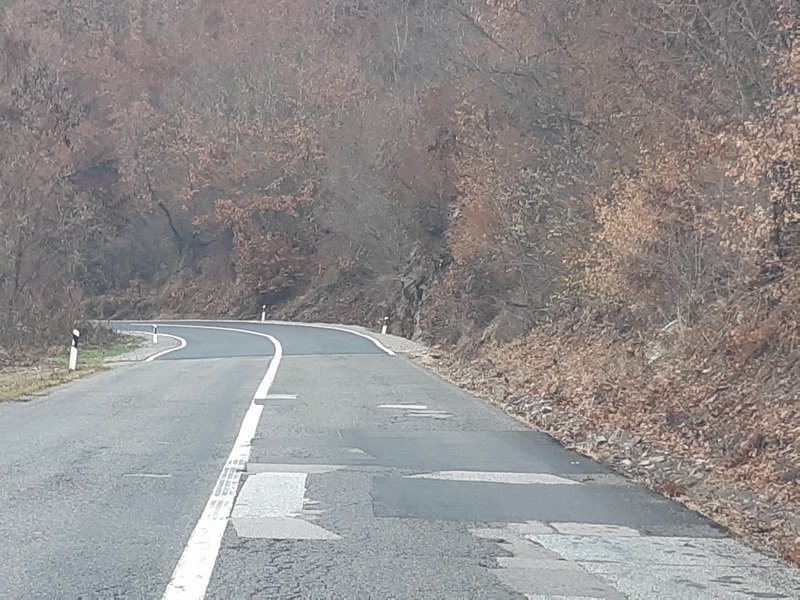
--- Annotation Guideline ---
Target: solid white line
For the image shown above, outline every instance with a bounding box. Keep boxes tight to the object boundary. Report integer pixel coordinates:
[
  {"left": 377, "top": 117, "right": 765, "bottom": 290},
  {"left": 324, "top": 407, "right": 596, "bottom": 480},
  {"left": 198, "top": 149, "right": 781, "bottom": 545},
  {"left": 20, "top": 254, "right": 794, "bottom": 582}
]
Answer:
[
  {"left": 143, "top": 333, "right": 188, "bottom": 362},
  {"left": 119, "top": 319, "right": 397, "bottom": 356},
  {"left": 260, "top": 320, "right": 396, "bottom": 356},
  {"left": 162, "top": 326, "right": 282, "bottom": 600}
]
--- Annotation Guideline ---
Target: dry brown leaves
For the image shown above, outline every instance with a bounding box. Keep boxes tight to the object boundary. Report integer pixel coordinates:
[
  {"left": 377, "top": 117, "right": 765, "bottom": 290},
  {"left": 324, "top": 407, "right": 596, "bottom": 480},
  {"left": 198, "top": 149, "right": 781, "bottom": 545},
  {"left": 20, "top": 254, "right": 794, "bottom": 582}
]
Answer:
[{"left": 419, "top": 316, "right": 800, "bottom": 565}]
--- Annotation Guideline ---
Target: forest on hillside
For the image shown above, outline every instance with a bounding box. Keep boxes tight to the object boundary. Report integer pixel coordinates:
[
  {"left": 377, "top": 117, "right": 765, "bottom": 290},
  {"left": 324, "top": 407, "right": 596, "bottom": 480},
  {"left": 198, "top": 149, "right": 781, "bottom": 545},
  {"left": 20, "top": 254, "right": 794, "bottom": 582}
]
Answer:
[{"left": 1, "top": 0, "right": 798, "bottom": 559}]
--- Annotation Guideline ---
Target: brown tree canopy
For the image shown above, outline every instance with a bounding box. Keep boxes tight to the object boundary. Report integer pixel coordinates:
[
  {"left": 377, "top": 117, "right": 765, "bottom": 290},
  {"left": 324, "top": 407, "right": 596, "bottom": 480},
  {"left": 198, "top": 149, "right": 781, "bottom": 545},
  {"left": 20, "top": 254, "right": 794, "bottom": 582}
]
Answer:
[{"left": 0, "top": 0, "right": 796, "bottom": 350}]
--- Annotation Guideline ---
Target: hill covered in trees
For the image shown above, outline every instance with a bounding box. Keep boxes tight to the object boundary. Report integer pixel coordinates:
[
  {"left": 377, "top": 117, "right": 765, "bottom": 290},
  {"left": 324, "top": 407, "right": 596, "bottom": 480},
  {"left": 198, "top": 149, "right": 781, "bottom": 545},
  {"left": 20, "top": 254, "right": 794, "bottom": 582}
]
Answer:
[{"left": 1, "top": 0, "right": 798, "bottom": 560}]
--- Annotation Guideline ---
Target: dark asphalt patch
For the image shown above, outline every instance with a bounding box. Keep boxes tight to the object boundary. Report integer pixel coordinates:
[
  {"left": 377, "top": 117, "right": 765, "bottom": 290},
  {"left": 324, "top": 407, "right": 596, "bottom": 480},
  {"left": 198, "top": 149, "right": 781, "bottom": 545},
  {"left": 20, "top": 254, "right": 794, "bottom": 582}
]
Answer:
[
  {"left": 371, "top": 477, "right": 721, "bottom": 534},
  {"left": 339, "top": 429, "right": 610, "bottom": 474}
]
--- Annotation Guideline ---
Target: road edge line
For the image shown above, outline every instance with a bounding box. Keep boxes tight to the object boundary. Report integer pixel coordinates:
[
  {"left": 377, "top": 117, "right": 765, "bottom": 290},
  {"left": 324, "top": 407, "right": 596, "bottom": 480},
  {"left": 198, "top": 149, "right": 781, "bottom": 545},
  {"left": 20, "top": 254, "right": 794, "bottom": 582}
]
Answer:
[
  {"left": 116, "top": 320, "right": 397, "bottom": 356},
  {"left": 144, "top": 333, "right": 188, "bottom": 362}
]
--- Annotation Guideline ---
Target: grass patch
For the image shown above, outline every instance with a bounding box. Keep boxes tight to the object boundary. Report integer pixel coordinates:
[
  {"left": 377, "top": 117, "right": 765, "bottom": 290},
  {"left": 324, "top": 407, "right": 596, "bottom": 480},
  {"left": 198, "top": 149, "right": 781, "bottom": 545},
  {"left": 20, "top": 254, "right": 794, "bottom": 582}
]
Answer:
[
  {"left": 0, "top": 336, "right": 145, "bottom": 401},
  {"left": 47, "top": 336, "right": 145, "bottom": 367}
]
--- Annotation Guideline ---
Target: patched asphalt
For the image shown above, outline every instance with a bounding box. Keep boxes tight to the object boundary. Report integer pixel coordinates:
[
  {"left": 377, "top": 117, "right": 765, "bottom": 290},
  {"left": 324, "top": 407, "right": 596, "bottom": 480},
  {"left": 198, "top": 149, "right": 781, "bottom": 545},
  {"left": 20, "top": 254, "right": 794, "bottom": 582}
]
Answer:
[
  {"left": 207, "top": 347, "right": 796, "bottom": 599},
  {"left": 1, "top": 320, "right": 798, "bottom": 599}
]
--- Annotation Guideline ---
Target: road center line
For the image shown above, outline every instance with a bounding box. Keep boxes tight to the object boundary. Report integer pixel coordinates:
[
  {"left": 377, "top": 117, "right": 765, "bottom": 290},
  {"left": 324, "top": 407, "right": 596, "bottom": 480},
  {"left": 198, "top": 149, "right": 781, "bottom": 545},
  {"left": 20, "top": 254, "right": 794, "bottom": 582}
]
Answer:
[{"left": 161, "top": 326, "right": 282, "bottom": 600}]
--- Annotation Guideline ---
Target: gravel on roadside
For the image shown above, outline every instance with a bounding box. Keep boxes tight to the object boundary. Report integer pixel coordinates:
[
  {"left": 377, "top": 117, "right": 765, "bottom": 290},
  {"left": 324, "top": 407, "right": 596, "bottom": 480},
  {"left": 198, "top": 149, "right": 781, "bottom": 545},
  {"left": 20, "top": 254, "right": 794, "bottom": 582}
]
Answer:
[
  {"left": 314, "top": 323, "right": 427, "bottom": 355},
  {"left": 106, "top": 331, "right": 181, "bottom": 363}
]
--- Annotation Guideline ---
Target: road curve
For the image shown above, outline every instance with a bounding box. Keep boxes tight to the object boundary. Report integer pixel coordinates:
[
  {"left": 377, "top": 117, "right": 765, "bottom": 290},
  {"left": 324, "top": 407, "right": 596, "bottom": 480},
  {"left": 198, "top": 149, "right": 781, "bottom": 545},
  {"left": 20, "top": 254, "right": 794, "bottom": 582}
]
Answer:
[{"left": 0, "top": 320, "right": 797, "bottom": 599}]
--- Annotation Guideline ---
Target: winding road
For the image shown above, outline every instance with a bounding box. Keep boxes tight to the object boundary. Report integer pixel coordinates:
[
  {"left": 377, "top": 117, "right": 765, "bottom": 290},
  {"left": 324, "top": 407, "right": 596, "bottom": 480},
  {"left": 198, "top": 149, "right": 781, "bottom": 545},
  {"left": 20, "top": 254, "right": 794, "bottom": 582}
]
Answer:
[{"left": 0, "top": 320, "right": 797, "bottom": 599}]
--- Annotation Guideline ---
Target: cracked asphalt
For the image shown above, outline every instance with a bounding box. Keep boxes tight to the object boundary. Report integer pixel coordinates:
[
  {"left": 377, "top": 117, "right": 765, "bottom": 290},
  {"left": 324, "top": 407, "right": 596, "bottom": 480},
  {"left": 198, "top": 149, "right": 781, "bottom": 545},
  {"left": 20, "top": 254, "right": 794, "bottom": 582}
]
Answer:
[{"left": 0, "top": 320, "right": 798, "bottom": 599}]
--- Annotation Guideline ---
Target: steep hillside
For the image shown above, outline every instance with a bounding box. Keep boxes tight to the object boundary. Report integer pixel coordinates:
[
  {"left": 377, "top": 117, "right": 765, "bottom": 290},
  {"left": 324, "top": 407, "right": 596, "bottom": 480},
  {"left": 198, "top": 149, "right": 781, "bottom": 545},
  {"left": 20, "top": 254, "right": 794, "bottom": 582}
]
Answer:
[{"left": 1, "top": 0, "right": 798, "bottom": 559}]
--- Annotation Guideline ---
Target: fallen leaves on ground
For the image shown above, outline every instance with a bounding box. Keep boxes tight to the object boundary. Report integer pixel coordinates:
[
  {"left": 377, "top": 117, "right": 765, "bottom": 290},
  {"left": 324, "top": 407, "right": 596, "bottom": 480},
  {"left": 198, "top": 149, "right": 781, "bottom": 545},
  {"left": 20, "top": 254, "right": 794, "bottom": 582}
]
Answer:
[{"left": 415, "top": 319, "right": 800, "bottom": 565}]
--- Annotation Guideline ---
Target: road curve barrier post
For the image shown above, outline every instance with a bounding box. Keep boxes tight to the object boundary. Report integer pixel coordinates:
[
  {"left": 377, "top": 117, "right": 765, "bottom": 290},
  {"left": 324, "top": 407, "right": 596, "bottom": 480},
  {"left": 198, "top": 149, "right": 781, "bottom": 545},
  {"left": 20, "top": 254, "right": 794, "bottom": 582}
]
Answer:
[
  {"left": 68, "top": 329, "right": 80, "bottom": 371},
  {"left": 261, "top": 304, "right": 267, "bottom": 322},
  {"left": 381, "top": 316, "right": 389, "bottom": 335},
  {"left": 152, "top": 324, "right": 158, "bottom": 344}
]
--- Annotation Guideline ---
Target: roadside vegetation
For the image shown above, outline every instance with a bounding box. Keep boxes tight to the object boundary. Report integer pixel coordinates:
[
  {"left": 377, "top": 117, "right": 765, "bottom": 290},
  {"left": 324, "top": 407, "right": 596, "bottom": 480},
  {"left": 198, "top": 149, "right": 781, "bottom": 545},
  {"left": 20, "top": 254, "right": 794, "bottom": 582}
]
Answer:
[
  {"left": 0, "top": 331, "right": 142, "bottom": 401},
  {"left": 0, "top": 0, "right": 796, "bottom": 562}
]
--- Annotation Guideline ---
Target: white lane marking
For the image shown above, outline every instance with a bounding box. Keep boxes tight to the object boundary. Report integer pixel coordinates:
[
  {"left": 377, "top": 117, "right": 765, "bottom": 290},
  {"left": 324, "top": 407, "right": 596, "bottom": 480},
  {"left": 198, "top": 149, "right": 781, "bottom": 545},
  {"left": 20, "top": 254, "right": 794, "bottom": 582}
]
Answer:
[
  {"left": 406, "top": 471, "right": 582, "bottom": 485},
  {"left": 144, "top": 333, "right": 188, "bottom": 362},
  {"left": 146, "top": 324, "right": 280, "bottom": 393},
  {"left": 162, "top": 327, "right": 282, "bottom": 600},
  {"left": 253, "top": 367, "right": 276, "bottom": 400},
  {"left": 259, "top": 320, "right": 396, "bottom": 356},
  {"left": 122, "top": 473, "right": 173, "bottom": 479},
  {"left": 378, "top": 404, "right": 428, "bottom": 410},
  {"left": 232, "top": 473, "right": 306, "bottom": 518},
  {"left": 263, "top": 394, "right": 297, "bottom": 400}
]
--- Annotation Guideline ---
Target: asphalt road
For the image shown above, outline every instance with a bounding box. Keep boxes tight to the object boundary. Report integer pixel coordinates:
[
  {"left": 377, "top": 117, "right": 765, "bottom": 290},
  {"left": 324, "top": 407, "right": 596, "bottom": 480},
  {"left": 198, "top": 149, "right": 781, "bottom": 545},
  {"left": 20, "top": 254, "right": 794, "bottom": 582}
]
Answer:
[{"left": 0, "top": 320, "right": 798, "bottom": 599}]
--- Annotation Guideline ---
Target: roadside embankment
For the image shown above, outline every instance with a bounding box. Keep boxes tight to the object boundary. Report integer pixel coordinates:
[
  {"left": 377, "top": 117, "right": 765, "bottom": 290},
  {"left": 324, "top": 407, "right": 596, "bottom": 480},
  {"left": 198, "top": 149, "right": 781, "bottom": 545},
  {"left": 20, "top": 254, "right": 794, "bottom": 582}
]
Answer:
[
  {"left": 414, "top": 325, "right": 800, "bottom": 566},
  {"left": 0, "top": 333, "right": 147, "bottom": 401}
]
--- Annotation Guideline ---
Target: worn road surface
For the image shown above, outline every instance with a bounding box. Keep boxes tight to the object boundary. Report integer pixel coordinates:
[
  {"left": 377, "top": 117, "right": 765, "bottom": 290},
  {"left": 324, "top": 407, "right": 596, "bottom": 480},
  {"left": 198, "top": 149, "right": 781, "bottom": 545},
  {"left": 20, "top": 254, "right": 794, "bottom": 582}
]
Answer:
[{"left": 0, "top": 320, "right": 798, "bottom": 599}]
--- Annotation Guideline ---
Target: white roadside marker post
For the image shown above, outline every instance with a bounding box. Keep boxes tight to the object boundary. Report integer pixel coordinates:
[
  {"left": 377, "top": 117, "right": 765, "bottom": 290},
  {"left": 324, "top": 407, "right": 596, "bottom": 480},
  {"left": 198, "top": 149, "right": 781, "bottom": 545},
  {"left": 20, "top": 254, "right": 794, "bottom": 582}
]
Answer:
[
  {"left": 152, "top": 324, "right": 158, "bottom": 344},
  {"left": 261, "top": 304, "right": 267, "bottom": 322},
  {"left": 381, "top": 316, "right": 388, "bottom": 335},
  {"left": 68, "top": 329, "right": 80, "bottom": 371}
]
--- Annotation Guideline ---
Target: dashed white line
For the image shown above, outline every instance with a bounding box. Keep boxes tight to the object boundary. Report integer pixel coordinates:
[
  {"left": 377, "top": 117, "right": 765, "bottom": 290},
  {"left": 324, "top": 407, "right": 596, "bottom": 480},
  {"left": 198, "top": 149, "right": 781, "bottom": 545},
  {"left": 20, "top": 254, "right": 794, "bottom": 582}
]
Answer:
[{"left": 162, "top": 327, "right": 282, "bottom": 600}]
